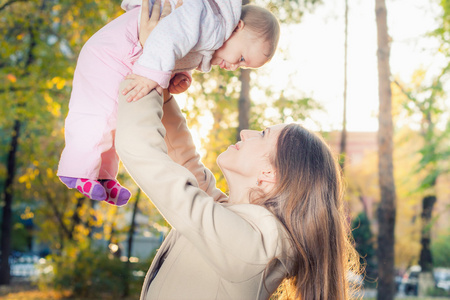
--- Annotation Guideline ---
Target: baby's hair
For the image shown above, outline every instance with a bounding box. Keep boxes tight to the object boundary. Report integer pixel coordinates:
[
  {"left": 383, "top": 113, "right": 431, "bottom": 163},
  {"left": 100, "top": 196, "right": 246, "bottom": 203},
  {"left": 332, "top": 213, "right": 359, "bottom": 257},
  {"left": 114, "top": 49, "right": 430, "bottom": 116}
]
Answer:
[{"left": 240, "top": 4, "right": 280, "bottom": 61}]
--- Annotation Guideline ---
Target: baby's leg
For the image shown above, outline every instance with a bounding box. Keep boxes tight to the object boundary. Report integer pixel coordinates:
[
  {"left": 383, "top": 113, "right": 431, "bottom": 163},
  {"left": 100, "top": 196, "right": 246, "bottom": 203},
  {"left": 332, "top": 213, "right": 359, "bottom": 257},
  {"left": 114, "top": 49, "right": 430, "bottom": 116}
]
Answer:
[
  {"left": 59, "top": 176, "right": 107, "bottom": 201},
  {"left": 57, "top": 8, "right": 142, "bottom": 203},
  {"left": 101, "top": 180, "right": 131, "bottom": 206},
  {"left": 57, "top": 8, "right": 142, "bottom": 182}
]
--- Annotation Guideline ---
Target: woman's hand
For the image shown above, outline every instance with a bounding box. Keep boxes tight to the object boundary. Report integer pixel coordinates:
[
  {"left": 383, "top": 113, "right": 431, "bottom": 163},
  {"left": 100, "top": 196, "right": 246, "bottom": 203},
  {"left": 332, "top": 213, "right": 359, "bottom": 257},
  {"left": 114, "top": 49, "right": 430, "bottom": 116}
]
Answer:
[
  {"left": 123, "top": 0, "right": 185, "bottom": 102},
  {"left": 139, "top": 0, "right": 183, "bottom": 47},
  {"left": 123, "top": 74, "right": 162, "bottom": 102}
]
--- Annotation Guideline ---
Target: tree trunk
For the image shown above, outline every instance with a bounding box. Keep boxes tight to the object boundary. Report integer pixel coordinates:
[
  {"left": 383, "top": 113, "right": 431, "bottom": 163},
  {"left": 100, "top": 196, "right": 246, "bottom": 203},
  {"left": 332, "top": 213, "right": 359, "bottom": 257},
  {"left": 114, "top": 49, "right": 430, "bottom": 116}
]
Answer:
[
  {"left": 419, "top": 193, "right": 436, "bottom": 297},
  {"left": 375, "top": 0, "right": 397, "bottom": 299},
  {"left": 123, "top": 189, "right": 141, "bottom": 297},
  {"left": 339, "top": 0, "right": 348, "bottom": 170},
  {"left": 237, "top": 69, "right": 251, "bottom": 142},
  {"left": 418, "top": 195, "right": 436, "bottom": 272},
  {"left": 0, "top": 7, "right": 39, "bottom": 284},
  {"left": 0, "top": 119, "right": 21, "bottom": 285}
]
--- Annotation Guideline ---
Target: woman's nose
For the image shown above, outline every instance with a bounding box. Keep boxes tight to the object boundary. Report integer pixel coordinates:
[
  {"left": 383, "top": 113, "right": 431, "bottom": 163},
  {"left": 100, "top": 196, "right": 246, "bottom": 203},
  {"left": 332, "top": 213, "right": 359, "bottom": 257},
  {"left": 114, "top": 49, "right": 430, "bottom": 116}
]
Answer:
[
  {"left": 240, "top": 130, "right": 246, "bottom": 141},
  {"left": 240, "top": 130, "right": 256, "bottom": 141}
]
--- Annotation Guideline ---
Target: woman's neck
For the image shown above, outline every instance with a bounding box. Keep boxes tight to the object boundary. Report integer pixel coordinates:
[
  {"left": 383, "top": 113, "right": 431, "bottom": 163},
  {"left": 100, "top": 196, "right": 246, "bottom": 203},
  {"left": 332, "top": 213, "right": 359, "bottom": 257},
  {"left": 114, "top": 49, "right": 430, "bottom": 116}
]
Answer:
[{"left": 227, "top": 177, "right": 253, "bottom": 205}]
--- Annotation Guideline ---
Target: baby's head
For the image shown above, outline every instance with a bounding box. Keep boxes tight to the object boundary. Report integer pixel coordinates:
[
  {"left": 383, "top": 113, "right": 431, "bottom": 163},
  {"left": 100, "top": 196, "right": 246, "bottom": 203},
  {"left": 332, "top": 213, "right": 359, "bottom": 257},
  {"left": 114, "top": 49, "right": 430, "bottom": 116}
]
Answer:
[{"left": 211, "top": 4, "right": 280, "bottom": 71}]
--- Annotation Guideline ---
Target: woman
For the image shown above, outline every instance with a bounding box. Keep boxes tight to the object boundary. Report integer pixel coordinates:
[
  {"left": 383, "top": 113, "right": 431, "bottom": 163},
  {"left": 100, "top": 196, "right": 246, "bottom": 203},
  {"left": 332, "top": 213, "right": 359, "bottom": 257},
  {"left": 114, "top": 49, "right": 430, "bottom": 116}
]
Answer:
[
  {"left": 115, "top": 2, "right": 361, "bottom": 300},
  {"left": 116, "top": 88, "right": 361, "bottom": 299}
]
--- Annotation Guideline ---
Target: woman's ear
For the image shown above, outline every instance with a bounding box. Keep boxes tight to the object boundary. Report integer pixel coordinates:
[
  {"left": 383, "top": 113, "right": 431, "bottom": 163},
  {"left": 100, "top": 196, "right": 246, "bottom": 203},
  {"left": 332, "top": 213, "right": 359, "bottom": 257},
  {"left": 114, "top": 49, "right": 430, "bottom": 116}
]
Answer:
[
  {"left": 234, "top": 20, "right": 245, "bottom": 32},
  {"left": 260, "top": 169, "right": 276, "bottom": 184}
]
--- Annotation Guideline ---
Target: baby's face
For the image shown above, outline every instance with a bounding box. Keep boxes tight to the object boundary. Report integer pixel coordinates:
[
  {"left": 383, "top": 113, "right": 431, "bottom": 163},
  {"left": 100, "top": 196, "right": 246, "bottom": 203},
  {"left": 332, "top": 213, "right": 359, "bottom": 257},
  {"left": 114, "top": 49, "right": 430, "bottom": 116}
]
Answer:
[{"left": 211, "top": 21, "right": 270, "bottom": 71}]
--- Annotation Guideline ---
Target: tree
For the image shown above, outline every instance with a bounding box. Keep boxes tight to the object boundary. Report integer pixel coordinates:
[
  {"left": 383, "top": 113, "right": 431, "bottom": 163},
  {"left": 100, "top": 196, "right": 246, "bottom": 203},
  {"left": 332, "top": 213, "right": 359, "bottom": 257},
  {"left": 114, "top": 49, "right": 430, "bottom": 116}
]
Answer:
[
  {"left": 352, "top": 212, "right": 376, "bottom": 282},
  {"left": 0, "top": 0, "right": 42, "bottom": 284},
  {"left": 0, "top": 0, "right": 122, "bottom": 285},
  {"left": 374, "top": 0, "right": 397, "bottom": 299},
  {"left": 339, "top": 0, "right": 348, "bottom": 170},
  {"left": 124, "top": 188, "right": 141, "bottom": 297},
  {"left": 394, "top": 68, "right": 450, "bottom": 294}
]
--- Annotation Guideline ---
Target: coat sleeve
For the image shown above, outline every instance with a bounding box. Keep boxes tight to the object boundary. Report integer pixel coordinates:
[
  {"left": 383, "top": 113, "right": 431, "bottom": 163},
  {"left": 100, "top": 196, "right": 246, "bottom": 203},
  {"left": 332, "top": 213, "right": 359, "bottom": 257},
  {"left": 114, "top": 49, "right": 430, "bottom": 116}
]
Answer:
[
  {"left": 116, "top": 80, "right": 281, "bottom": 282},
  {"left": 161, "top": 97, "right": 227, "bottom": 202}
]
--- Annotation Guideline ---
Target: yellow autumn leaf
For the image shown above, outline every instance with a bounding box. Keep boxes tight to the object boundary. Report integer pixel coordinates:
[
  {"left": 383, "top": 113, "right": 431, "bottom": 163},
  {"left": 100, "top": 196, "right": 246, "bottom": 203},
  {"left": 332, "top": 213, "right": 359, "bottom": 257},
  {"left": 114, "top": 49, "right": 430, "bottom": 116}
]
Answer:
[
  {"left": 44, "top": 92, "right": 52, "bottom": 104},
  {"left": 56, "top": 78, "right": 66, "bottom": 90},
  {"left": 46, "top": 80, "right": 54, "bottom": 89},
  {"left": 51, "top": 77, "right": 63, "bottom": 88},
  {"left": 48, "top": 101, "right": 61, "bottom": 117},
  {"left": 93, "top": 232, "right": 103, "bottom": 240},
  {"left": 18, "top": 174, "right": 28, "bottom": 183},
  {"left": 6, "top": 74, "right": 16, "bottom": 83},
  {"left": 47, "top": 168, "right": 53, "bottom": 178}
]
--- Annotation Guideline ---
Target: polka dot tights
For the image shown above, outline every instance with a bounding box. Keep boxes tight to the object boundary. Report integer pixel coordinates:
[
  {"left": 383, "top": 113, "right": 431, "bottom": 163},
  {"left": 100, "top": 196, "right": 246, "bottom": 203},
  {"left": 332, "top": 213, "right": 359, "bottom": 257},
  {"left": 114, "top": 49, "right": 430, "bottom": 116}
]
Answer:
[{"left": 59, "top": 176, "right": 131, "bottom": 206}]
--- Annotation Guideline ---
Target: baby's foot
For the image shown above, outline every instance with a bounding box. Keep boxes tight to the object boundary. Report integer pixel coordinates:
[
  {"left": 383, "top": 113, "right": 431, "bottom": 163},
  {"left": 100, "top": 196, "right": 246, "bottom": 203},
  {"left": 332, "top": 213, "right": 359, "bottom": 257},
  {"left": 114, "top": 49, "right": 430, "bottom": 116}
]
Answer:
[
  {"left": 101, "top": 180, "right": 131, "bottom": 206},
  {"left": 59, "top": 176, "right": 107, "bottom": 201}
]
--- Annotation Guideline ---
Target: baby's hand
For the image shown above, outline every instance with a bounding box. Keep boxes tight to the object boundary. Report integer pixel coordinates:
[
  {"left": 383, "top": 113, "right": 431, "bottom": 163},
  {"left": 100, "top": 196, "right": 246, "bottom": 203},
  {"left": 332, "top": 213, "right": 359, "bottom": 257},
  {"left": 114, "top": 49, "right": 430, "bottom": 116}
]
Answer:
[
  {"left": 123, "top": 74, "right": 163, "bottom": 102},
  {"left": 169, "top": 73, "right": 191, "bottom": 94}
]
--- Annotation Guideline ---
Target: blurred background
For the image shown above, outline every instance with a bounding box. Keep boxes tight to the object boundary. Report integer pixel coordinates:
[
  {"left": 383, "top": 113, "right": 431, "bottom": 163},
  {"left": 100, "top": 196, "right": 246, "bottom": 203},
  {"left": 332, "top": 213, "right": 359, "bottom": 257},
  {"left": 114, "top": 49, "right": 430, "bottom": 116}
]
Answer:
[{"left": 0, "top": 0, "right": 449, "bottom": 299}]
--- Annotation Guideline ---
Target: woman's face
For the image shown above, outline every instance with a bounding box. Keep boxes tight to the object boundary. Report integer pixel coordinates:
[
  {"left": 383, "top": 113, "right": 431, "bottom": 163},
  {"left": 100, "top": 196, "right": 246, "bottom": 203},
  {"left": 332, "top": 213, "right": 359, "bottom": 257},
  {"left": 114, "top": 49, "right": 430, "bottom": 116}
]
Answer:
[{"left": 217, "top": 124, "right": 287, "bottom": 180}]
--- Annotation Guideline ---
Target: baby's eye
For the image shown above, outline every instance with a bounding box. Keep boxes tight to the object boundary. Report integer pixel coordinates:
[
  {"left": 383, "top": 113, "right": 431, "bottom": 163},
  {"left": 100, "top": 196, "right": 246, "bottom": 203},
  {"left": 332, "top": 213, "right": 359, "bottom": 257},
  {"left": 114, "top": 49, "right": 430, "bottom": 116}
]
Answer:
[
  {"left": 239, "top": 56, "right": 245, "bottom": 62},
  {"left": 261, "top": 130, "right": 265, "bottom": 137}
]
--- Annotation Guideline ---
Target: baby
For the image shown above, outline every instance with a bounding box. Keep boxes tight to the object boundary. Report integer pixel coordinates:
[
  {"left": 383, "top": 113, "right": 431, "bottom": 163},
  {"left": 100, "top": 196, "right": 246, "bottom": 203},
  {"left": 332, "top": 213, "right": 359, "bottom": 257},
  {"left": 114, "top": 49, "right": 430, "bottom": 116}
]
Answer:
[{"left": 57, "top": 0, "right": 280, "bottom": 206}]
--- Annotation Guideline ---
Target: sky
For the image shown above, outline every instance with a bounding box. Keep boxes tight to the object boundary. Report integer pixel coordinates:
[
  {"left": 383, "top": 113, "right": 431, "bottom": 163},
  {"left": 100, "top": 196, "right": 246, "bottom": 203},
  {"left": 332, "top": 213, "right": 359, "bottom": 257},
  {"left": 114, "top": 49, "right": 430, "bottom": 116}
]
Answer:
[{"left": 258, "top": 0, "right": 444, "bottom": 132}]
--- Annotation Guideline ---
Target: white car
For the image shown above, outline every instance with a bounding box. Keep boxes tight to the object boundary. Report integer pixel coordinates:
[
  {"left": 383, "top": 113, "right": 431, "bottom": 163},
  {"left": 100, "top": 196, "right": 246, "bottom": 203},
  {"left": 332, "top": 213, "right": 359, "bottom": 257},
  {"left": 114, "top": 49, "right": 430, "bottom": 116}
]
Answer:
[{"left": 10, "top": 254, "right": 46, "bottom": 278}]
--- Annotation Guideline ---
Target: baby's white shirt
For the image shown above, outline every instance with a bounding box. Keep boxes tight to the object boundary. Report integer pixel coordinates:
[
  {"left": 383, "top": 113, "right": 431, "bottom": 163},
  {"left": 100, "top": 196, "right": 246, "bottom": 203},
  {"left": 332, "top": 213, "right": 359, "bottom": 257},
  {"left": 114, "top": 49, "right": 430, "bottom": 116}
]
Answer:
[{"left": 121, "top": 0, "right": 242, "bottom": 88}]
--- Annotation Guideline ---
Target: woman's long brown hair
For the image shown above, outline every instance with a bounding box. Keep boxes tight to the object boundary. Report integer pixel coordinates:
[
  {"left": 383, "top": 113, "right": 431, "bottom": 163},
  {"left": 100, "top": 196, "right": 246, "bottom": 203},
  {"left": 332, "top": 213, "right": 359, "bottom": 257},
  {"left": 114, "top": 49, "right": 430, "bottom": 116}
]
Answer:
[{"left": 252, "top": 124, "right": 361, "bottom": 300}]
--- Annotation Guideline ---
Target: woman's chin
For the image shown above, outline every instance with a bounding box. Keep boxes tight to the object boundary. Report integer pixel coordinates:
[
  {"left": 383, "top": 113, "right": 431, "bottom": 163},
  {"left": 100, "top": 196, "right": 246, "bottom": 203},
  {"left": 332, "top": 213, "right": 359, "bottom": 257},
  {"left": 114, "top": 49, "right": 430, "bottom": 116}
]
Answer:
[
  {"left": 216, "top": 152, "right": 225, "bottom": 169},
  {"left": 216, "top": 149, "right": 234, "bottom": 169}
]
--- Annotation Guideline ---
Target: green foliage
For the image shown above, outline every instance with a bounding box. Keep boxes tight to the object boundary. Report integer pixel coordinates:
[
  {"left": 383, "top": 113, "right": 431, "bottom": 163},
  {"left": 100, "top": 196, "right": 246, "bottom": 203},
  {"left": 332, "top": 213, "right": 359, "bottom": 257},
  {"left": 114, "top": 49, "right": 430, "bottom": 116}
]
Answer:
[
  {"left": 11, "top": 222, "right": 30, "bottom": 252},
  {"left": 38, "top": 243, "right": 151, "bottom": 298},
  {"left": 396, "top": 0, "right": 450, "bottom": 194},
  {"left": 395, "top": 72, "right": 450, "bottom": 192},
  {"left": 434, "top": 0, "right": 450, "bottom": 56},
  {"left": 11, "top": 207, "right": 34, "bottom": 252},
  {"left": 431, "top": 230, "right": 450, "bottom": 267},
  {"left": 253, "top": 0, "right": 322, "bottom": 23},
  {"left": 351, "top": 212, "right": 377, "bottom": 283},
  {"left": 426, "top": 286, "right": 450, "bottom": 297}
]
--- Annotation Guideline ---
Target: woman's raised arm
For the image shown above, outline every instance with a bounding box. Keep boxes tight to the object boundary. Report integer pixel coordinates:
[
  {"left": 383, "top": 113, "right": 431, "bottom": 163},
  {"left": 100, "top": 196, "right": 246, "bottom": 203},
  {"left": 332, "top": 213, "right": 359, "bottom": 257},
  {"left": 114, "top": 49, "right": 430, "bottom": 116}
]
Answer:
[{"left": 162, "top": 97, "right": 227, "bottom": 202}]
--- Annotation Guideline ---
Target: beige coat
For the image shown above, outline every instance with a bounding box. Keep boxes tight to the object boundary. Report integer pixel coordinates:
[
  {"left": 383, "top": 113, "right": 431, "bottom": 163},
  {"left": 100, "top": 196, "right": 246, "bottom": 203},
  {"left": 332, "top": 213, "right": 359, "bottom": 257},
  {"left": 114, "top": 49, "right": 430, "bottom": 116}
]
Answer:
[{"left": 116, "top": 80, "right": 292, "bottom": 300}]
